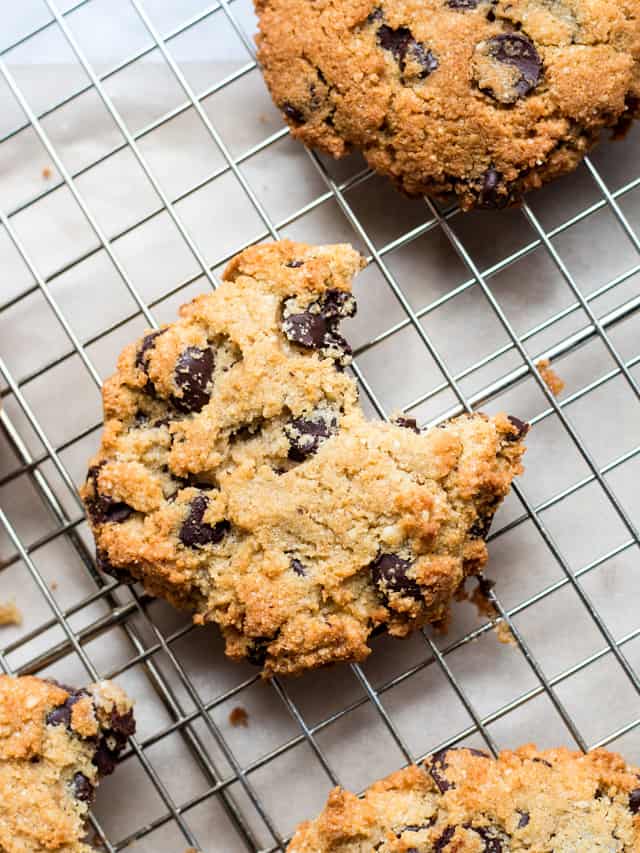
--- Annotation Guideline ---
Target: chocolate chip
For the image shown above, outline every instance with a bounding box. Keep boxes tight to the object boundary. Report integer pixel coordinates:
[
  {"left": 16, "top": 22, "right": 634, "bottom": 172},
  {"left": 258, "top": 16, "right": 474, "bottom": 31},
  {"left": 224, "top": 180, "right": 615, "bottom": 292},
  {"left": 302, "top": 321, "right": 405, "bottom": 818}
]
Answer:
[
  {"left": 282, "top": 102, "right": 305, "bottom": 125},
  {"left": 285, "top": 413, "right": 337, "bottom": 461},
  {"left": 92, "top": 741, "right": 118, "bottom": 776},
  {"left": 629, "top": 788, "right": 640, "bottom": 813},
  {"left": 517, "top": 810, "right": 530, "bottom": 828},
  {"left": 286, "top": 259, "right": 304, "bottom": 268},
  {"left": 393, "top": 415, "right": 420, "bottom": 433},
  {"left": 469, "top": 503, "right": 499, "bottom": 540},
  {"left": 46, "top": 690, "right": 89, "bottom": 730},
  {"left": 447, "top": 0, "right": 479, "bottom": 7},
  {"left": 85, "top": 464, "right": 134, "bottom": 525},
  {"left": 371, "top": 553, "right": 422, "bottom": 601},
  {"left": 485, "top": 34, "right": 542, "bottom": 99},
  {"left": 396, "top": 822, "right": 434, "bottom": 836},
  {"left": 377, "top": 24, "right": 438, "bottom": 79},
  {"left": 247, "top": 636, "right": 273, "bottom": 667},
  {"left": 478, "top": 168, "right": 506, "bottom": 209},
  {"left": 291, "top": 558, "right": 306, "bottom": 577},
  {"left": 472, "top": 826, "right": 504, "bottom": 852},
  {"left": 96, "top": 550, "right": 136, "bottom": 585},
  {"left": 507, "top": 415, "right": 529, "bottom": 439},
  {"left": 428, "top": 748, "right": 473, "bottom": 793},
  {"left": 179, "top": 494, "right": 230, "bottom": 548},
  {"left": 434, "top": 825, "right": 456, "bottom": 851},
  {"left": 172, "top": 346, "right": 215, "bottom": 414},
  {"left": 135, "top": 329, "right": 167, "bottom": 396},
  {"left": 110, "top": 707, "right": 136, "bottom": 738},
  {"left": 71, "top": 772, "right": 94, "bottom": 803},
  {"left": 366, "top": 6, "right": 384, "bottom": 23},
  {"left": 282, "top": 289, "right": 356, "bottom": 364}
]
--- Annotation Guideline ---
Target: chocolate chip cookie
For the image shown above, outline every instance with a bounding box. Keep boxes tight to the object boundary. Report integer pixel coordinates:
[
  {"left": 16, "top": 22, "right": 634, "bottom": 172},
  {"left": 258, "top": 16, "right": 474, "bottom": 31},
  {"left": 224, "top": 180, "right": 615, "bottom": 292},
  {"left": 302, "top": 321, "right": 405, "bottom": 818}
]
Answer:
[
  {"left": 0, "top": 675, "right": 135, "bottom": 852},
  {"left": 255, "top": 0, "right": 640, "bottom": 209},
  {"left": 81, "top": 240, "right": 527, "bottom": 677},
  {"left": 288, "top": 744, "right": 640, "bottom": 851}
]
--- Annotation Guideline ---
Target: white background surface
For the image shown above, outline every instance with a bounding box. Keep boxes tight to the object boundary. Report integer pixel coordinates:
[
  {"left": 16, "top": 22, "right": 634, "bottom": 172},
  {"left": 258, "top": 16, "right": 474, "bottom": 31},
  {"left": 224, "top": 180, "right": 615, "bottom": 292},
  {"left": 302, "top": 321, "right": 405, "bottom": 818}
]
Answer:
[{"left": 0, "top": 1, "right": 639, "bottom": 851}]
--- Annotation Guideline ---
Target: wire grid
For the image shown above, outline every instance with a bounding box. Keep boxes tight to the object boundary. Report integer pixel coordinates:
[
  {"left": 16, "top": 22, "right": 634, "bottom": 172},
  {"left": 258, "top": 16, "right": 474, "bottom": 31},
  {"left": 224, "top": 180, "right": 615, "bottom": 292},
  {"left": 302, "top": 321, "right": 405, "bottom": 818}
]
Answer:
[{"left": 0, "top": 0, "right": 639, "bottom": 850}]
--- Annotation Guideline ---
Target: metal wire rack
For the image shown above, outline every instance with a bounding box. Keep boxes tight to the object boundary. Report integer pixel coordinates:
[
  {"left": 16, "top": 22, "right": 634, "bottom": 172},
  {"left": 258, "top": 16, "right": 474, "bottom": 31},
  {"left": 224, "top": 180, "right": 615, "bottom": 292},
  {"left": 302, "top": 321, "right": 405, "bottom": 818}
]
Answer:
[{"left": 0, "top": 1, "right": 639, "bottom": 850}]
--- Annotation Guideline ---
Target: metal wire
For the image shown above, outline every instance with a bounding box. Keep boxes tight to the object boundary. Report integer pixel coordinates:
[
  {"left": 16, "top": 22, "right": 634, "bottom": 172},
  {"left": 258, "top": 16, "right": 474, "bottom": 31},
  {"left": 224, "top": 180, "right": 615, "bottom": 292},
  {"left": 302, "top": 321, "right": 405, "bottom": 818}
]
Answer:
[{"left": 0, "top": 1, "right": 638, "bottom": 850}]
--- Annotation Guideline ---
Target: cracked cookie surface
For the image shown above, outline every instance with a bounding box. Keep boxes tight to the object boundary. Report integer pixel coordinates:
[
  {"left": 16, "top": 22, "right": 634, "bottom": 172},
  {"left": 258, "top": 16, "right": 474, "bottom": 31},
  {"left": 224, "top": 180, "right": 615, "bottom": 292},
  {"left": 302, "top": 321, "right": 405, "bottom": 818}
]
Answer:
[
  {"left": 256, "top": 0, "right": 640, "bottom": 209},
  {"left": 81, "top": 240, "right": 527, "bottom": 677},
  {"left": 288, "top": 744, "right": 640, "bottom": 851},
  {"left": 0, "top": 675, "right": 135, "bottom": 852}
]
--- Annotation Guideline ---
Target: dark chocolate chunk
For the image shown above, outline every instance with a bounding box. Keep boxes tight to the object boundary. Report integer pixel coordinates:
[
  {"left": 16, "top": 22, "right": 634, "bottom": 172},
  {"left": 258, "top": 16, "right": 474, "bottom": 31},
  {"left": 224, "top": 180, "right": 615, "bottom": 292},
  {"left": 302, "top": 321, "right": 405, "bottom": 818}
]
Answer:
[
  {"left": 92, "top": 708, "right": 135, "bottom": 777},
  {"left": 285, "top": 413, "right": 337, "bottom": 461},
  {"left": 282, "top": 102, "right": 305, "bottom": 124},
  {"left": 434, "top": 825, "right": 456, "bottom": 851},
  {"left": 179, "top": 494, "right": 230, "bottom": 548},
  {"left": 469, "top": 503, "right": 499, "bottom": 539},
  {"left": 71, "top": 772, "right": 94, "bottom": 802},
  {"left": 247, "top": 636, "right": 273, "bottom": 667},
  {"left": 291, "top": 558, "right": 306, "bottom": 577},
  {"left": 371, "top": 553, "right": 422, "bottom": 601},
  {"left": 427, "top": 748, "right": 488, "bottom": 793},
  {"left": 135, "top": 328, "right": 167, "bottom": 396},
  {"left": 486, "top": 33, "right": 542, "bottom": 98},
  {"left": 85, "top": 464, "right": 134, "bottom": 525},
  {"left": 478, "top": 168, "right": 506, "bottom": 209},
  {"left": 172, "top": 346, "right": 215, "bottom": 414},
  {"left": 46, "top": 690, "right": 89, "bottom": 730},
  {"left": 377, "top": 24, "right": 438, "bottom": 79},
  {"left": 507, "top": 415, "right": 529, "bottom": 439},
  {"left": 393, "top": 415, "right": 420, "bottom": 433},
  {"left": 517, "top": 810, "right": 530, "bottom": 828},
  {"left": 366, "top": 6, "right": 384, "bottom": 23},
  {"left": 472, "top": 825, "right": 504, "bottom": 852},
  {"left": 282, "top": 289, "right": 356, "bottom": 364},
  {"left": 110, "top": 707, "right": 136, "bottom": 738},
  {"left": 285, "top": 259, "right": 304, "bottom": 268},
  {"left": 629, "top": 788, "right": 640, "bottom": 813}
]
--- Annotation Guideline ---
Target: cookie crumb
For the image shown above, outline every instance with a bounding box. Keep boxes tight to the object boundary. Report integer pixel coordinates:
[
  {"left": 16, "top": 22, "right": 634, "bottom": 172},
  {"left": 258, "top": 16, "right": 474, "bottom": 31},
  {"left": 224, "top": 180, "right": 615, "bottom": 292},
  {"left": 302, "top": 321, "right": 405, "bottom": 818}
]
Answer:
[
  {"left": 0, "top": 601, "right": 22, "bottom": 626},
  {"left": 496, "top": 619, "right": 517, "bottom": 646},
  {"left": 470, "top": 577, "right": 498, "bottom": 621},
  {"left": 42, "top": 165, "right": 52, "bottom": 180},
  {"left": 229, "top": 706, "right": 249, "bottom": 727},
  {"left": 50, "top": 581, "right": 58, "bottom": 591},
  {"left": 536, "top": 358, "right": 565, "bottom": 397}
]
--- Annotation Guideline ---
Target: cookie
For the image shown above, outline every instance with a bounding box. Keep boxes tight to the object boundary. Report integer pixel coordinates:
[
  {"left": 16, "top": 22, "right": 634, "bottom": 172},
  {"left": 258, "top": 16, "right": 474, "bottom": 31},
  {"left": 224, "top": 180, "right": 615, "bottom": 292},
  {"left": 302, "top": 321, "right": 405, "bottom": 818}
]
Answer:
[
  {"left": 255, "top": 0, "right": 640, "bottom": 209},
  {"left": 0, "top": 675, "right": 135, "bottom": 852},
  {"left": 81, "top": 240, "right": 527, "bottom": 677},
  {"left": 288, "top": 744, "right": 640, "bottom": 851}
]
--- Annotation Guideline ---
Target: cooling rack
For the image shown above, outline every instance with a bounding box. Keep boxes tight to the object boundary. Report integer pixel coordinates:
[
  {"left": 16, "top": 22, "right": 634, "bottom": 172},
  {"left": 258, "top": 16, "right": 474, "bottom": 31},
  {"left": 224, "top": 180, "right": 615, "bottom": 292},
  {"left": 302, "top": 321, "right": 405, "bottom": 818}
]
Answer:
[{"left": 0, "top": 1, "right": 639, "bottom": 851}]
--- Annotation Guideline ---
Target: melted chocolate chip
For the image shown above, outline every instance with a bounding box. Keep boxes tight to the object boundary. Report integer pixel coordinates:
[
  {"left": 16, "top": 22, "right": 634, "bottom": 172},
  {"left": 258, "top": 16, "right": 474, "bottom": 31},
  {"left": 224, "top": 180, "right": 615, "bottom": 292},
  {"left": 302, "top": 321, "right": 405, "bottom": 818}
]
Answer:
[
  {"left": 135, "top": 329, "right": 167, "bottom": 396},
  {"left": 486, "top": 33, "right": 542, "bottom": 99},
  {"left": 172, "top": 346, "right": 215, "bottom": 414},
  {"left": 517, "top": 810, "right": 530, "bottom": 828},
  {"left": 96, "top": 550, "right": 136, "bottom": 585},
  {"left": 110, "top": 707, "right": 136, "bottom": 738},
  {"left": 247, "top": 636, "right": 273, "bottom": 667},
  {"left": 179, "top": 494, "right": 230, "bottom": 548},
  {"left": 427, "top": 747, "right": 487, "bottom": 793},
  {"left": 393, "top": 415, "right": 420, "bottom": 433},
  {"left": 71, "top": 772, "right": 94, "bottom": 802},
  {"left": 629, "top": 788, "right": 640, "bottom": 813},
  {"left": 468, "top": 502, "right": 499, "bottom": 540},
  {"left": 291, "top": 558, "right": 306, "bottom": 577},
  {"left": 507, "top": 415, "right": 529, "bottom": 439},
  {"left": 92, "top": 709, "right": 135, "bottom": 778},
  {"left": 377, "top": 24, "right": 438, "bottom": 79},
  {"left": 478, "top": 168, "right": 506, "bottom": 209},
  {"left": 46, "top": 690, "right": 89, "bottom": 730},
  {"left": 371, "top": 553, "right": 422, "bottom": 600},
  {"left": 285, "top": 259, "right": 304, "bottom": 268},
  {"left": 434, "top": 825, "right": 456, "bottom": 851},
  {"left": 282, "top": 102, "right": 305, "bottom": 124},
  {"left": 282, "top": 289, "right": 356, "bottom": 363},
  {"left": 85, "top": 464, "right": 134, "bottom": 525},
  {"left": 93, "top": 742, "right": 118, "bottom": 776},
  {"left": 472, "top": 825, "right": 504, "bottom": 852},
  {"left": 285, "top": 414, "right": 337, "bottom": 461}
]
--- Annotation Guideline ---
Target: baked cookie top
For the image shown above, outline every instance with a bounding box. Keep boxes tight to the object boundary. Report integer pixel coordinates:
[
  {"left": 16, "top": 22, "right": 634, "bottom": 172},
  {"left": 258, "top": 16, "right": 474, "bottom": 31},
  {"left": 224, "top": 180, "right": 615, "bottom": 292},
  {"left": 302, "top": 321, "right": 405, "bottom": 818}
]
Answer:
[
  {"left": 81, "top": 240, "right": 527, "bottom": 677},
  {"left": 0, "top": 675, "right": 135, "bottom": 852},
  {"left": 255, "top": 0, "right": 640, "bottom": 209},
  {"left": 288, "top": 744, "right": 640, "bottom": 851}
]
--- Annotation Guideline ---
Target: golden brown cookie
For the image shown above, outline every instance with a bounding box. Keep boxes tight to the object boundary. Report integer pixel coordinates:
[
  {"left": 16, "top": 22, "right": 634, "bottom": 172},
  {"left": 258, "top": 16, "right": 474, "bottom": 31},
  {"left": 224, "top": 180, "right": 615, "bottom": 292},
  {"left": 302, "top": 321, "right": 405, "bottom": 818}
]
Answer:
[
  {"left": 0, "top": 675, "right": 135, "bottom": 852},
  {"left": 288, "top": 744, "right": 640, "bottom": 851},
  {"left": 255, "top": 0, "right": 640, "bottom": 209},
  {"left": 81, "top": 240, "right": 527, "bottom": 677}
]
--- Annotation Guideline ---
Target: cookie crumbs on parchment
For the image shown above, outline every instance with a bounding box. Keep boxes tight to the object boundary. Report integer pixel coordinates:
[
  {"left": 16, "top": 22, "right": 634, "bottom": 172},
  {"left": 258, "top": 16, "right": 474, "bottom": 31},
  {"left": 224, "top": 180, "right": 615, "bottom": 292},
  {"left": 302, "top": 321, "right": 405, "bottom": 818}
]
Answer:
[
  {"left": 0, "top": 601, "right": 22, "bottom": 626},
  {"left": 229, "top": 706, "right": 249, "bottom": 727},
  {"left": 537, "top": 358, "right": 565, "bottom": 397},
  {"left": 42, "top": 165, "right": 53, "bottom": 179}
]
